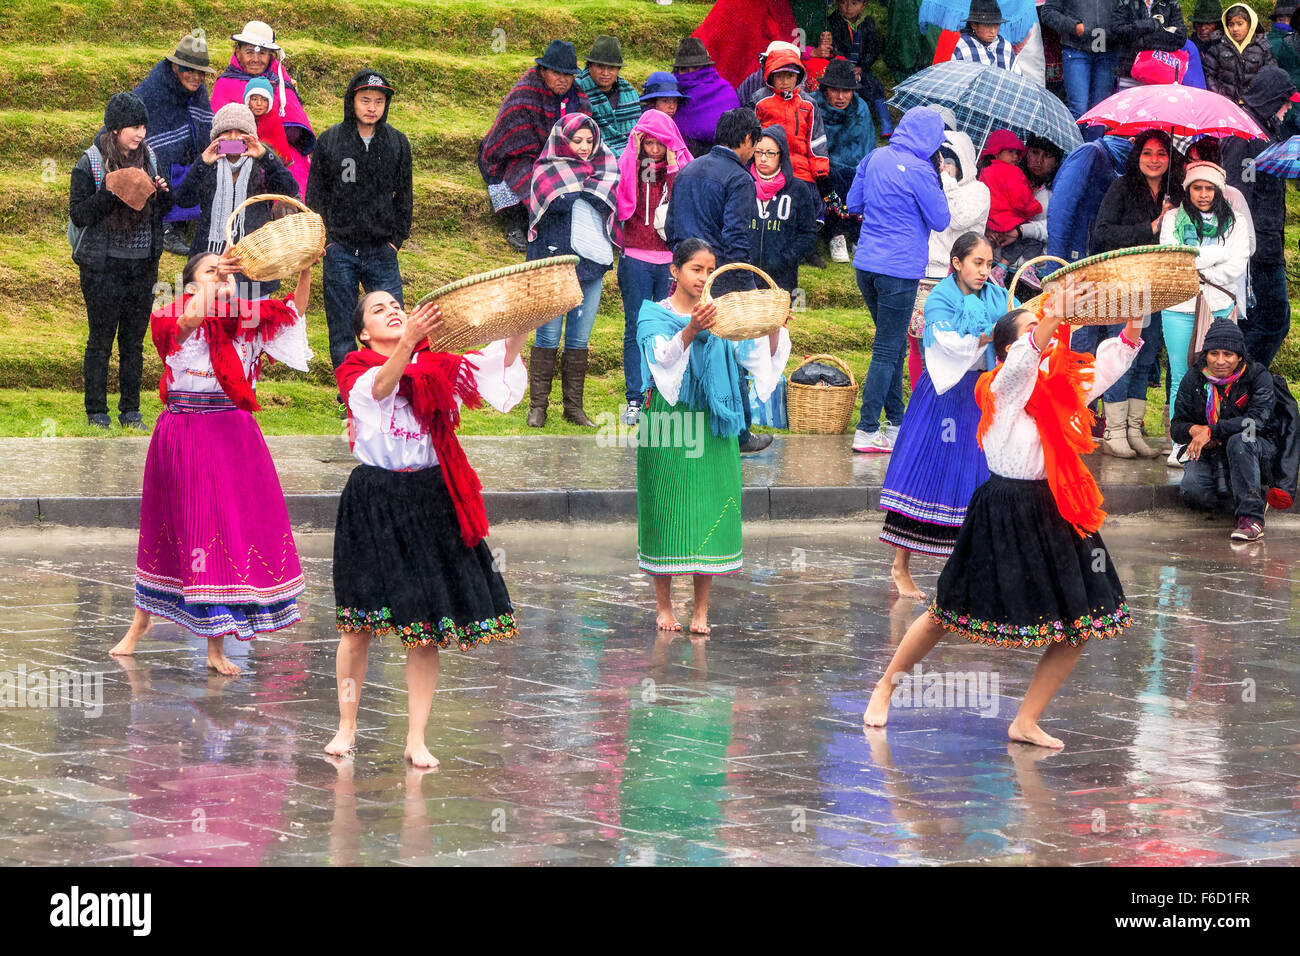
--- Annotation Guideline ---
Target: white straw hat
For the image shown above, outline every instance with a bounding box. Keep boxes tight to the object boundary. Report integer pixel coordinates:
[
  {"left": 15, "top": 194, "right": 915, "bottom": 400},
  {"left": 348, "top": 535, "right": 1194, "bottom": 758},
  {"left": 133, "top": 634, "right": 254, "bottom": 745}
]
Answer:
[{"left": 231, "top": 20, "right": 281, "bottom": 52}]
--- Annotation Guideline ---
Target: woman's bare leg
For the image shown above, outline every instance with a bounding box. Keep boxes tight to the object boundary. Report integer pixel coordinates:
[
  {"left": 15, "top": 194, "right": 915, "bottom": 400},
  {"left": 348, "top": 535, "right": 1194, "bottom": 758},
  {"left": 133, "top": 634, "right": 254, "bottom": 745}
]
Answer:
[
  {"left": 206, "top": 636, "right": 241, "bottom": 676},
  {"left": 654, "top": 575, "right": 680, "bottom": 631},
  {"left": 689, "top": 574, "right": 713, "bottom": 634},
  {"left": 1008, "top": 640, "right": 1085, "bottom": 749},
  {"left": 110, "top": 608, "right": 152, "bottom": 656},
  {"left": 890, "top": 548, "right": 924, "bottom": 599},
  {"left": 325, "top": 630, "right": 370, "bottom": 755},
  {"left": 404, "top": 642, "right": 440, "bottom": 768},
  {"left": 863, "top": 611, "right": 945, "bottom": 726}
]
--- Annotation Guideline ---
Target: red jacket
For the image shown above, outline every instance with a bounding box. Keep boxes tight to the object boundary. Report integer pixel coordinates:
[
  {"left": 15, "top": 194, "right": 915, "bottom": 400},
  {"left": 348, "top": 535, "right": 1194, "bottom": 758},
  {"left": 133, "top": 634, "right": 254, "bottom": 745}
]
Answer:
[
  {"left": 979, "top": 160, "right": 1042, "bottom": 233},
  {"left": 754, "top": 49, "right": 829, "bottom": 183}
]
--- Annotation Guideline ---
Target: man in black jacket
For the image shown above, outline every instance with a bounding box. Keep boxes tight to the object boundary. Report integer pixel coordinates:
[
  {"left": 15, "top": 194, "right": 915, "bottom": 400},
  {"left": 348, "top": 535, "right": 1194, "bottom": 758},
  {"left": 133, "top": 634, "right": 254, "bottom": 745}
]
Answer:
[
  {"left": 1171, "top": 319, "right": 1276, "bottom": 542},
  {"left": 1112, "top": 0, "right": 1188, "bottom": 83},
  {"left": 1221, "top": 65, "right": 1297, "bottom": 368},
  {"left": 1040, "top": 0, "right": 1119, "bottom": 135},
  {"left": 306, "top": 69, "right": 413, "bottom": 369}
]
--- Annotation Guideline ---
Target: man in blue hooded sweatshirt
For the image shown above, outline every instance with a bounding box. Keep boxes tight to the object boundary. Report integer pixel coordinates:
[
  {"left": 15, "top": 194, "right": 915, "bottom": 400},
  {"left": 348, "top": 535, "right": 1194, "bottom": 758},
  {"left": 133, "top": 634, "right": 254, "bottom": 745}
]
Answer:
[{"left": 847, "top": 106, "right": 950, "bottom": 455}]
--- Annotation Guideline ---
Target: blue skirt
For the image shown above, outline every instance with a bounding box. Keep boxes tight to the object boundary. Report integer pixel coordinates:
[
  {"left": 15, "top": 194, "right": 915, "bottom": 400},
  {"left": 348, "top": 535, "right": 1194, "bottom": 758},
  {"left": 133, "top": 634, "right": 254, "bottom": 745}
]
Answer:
[{"left": 879, "top": 368, "right": 989, "bottom": 556}]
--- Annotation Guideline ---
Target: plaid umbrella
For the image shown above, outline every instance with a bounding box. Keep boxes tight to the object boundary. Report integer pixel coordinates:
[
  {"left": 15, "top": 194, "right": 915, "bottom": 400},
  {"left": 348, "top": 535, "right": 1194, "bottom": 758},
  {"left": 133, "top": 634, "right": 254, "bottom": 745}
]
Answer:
[
  {"left": 1247, "top": 135, "right": 1300, "bottom": 177},
  {"left": 918, "top": 0, "right": 1037, "bottom": 45},
  {"left": 888, "top": 61, "right": 1083, "bottom": 154}
]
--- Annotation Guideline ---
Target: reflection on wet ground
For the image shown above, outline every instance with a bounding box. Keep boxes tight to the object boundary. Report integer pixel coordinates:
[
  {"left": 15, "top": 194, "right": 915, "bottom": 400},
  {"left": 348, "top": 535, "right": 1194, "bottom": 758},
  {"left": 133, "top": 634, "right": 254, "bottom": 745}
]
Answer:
[{"left": 0, "top": 519, "right": 1296, "bottom": 866}]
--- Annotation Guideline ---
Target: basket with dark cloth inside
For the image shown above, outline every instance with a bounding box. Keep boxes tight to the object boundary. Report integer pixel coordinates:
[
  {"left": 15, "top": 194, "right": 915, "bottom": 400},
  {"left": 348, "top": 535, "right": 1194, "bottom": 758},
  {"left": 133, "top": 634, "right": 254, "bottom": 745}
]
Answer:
[{"left": 787, "top": 353, "right": 857, "bottom": 434}]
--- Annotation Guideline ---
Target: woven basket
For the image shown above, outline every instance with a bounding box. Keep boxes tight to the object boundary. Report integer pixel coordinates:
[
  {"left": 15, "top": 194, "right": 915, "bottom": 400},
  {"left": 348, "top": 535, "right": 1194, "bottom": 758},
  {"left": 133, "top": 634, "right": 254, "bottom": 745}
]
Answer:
[
  {"left": 786, "top": 353, "right": 858, "bottom": 435},
  {"left": 415, "top": 255, "right": 583, "bottom": 352},
  {"left": 702, "top": 262, "right": 790, "bottom": 341},
  {"left": 225, "top": 193, "right": 325, "bottom": 281},
  {"left": 1014, "top": 245, "right": 1201, "bottom": 326}
]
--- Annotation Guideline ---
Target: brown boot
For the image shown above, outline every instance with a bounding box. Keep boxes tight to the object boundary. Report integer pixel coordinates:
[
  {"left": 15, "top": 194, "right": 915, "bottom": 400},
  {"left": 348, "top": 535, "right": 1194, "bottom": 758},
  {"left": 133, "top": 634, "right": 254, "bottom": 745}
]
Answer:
[
  {"left": 561, "top": 348, "right": 596, "bottom": 427},
  {"left": 1101, "top": 399, "right": 1136, "bottom": 458},
  {"left": 1126, "top": 398, "right": 1161, "bottom": 458},
  {"left": 526, "top": 346, "right": 557, "bottom": 428}
]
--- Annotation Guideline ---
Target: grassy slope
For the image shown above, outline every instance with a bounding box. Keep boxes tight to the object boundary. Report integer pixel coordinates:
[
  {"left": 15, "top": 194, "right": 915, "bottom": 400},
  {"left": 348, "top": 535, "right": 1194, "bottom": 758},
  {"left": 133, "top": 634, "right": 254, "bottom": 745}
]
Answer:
[{"left": 0, "top": 0, "right": 1295, "bottom": 439}]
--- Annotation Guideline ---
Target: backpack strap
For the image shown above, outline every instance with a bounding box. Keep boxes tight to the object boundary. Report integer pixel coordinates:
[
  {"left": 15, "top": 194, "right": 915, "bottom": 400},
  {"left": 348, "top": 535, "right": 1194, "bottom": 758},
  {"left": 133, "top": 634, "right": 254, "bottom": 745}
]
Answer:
[{"left": 85, "top": 144, "right": 106, "bottom": 189}]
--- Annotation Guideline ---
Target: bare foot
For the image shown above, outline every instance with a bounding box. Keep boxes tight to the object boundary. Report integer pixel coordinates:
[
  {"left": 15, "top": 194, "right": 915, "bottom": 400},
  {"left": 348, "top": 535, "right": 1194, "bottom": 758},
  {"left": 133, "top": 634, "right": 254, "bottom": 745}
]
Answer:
[
  {"left": 324, "top": 726, "right": 357, "bottom": 756},
  {"left": 863, "top": 679, "right": 893, "bottom": 726},
  {"left": 109, "top": 612, "right": 152, "bottom": 656},
  {"left": 656, "top": 610, "right": 682, "bottom": 631},
  {"left": 1008, "top": 719, "right": 1065, "bottom": 750},
  {"left": 404, "top": 739, "right": 439, "bottom": 769},
  {"left": 890, "top": 566, "right": 924, "bottom": 600},
  {"left": 206, "top": 643, "right": 242, "bottom": 676},
  {"left": 688, "top": 615, "right": 710, "bottom": 635}
]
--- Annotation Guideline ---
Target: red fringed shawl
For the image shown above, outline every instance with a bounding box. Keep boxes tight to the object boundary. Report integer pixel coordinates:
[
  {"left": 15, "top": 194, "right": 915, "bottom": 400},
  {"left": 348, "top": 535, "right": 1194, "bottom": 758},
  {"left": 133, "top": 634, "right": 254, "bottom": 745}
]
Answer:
[
  {"left": 975, "top": 325, "right": 1107, "bottom": 536},
  {"left": 336, "top": 347, "right": 490, "bottom": 548},
  {"left": 151, "top": 294, "right": 299, "bottom": 412}
]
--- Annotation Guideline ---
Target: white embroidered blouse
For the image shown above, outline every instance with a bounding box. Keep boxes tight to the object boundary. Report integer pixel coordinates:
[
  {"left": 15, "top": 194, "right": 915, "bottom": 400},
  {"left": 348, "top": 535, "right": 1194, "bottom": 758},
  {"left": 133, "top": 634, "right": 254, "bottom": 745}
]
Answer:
[
  {"left": 345, "top": 340, "right": 526, "bottom": 471},
  {"left": 165, "top": 300, "right": 313, "bottom": 392},
  {"left": 983, "top": 330, "right": 1141, "bottom": 480},
  {"left": 644, "top": 315, "right": 791, "bottom": 407}
]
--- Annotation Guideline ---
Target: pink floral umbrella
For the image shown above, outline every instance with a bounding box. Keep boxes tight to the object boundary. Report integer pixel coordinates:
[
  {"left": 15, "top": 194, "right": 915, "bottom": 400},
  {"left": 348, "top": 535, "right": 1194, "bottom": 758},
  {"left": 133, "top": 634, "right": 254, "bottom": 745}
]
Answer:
[{"left": 1078, "top": 84, "right": 1268, "bottom": 140}]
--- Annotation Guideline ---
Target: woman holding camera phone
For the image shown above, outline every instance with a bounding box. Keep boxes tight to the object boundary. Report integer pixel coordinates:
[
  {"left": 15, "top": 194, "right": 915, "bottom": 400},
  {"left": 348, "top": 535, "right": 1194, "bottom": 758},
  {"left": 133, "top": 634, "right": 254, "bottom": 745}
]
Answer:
[{"left": 174, "top": 102, "right": 299, "bottom": 298}]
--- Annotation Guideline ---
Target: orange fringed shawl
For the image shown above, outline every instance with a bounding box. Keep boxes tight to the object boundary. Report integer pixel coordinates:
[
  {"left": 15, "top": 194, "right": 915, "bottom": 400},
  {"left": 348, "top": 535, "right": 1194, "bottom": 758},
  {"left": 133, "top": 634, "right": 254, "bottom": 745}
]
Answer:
[{"left": 974, "top": 324, "right": 1106, "bottom": 536}]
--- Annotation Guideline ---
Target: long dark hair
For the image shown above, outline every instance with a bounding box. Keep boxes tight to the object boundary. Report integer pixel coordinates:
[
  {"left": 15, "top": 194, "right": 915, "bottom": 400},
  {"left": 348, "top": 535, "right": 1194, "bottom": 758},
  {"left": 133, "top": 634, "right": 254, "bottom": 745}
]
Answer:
[
  {"left": 96, "top": 127, "right": 152, "bottom": 232},
  {"left": 992, "top": 308, "right": 1033, "bottom": 362},
  {"left": 1123, "top": 128, "right": 1183, "bottom": 207},
  {"left": 1180, "top": 182, "right": 1235, "bottom": 239},
  {"left": 1021, "top": 134, "right": 1063, "bottom": 189}
]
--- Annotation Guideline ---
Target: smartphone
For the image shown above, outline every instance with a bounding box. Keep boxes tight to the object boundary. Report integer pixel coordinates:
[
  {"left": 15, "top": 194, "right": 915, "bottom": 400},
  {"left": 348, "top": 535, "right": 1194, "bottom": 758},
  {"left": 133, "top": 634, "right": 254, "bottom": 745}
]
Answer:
[{"left": 217, "top": 139, "right": 246, "bottom": 156}]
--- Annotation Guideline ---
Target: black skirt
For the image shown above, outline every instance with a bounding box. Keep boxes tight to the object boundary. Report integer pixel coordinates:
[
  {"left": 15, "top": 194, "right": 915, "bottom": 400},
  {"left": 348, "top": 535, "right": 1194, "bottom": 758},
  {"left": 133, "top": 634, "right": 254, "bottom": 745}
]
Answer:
[
  {"left": 929, "top": 475, "right": 1132, "bottom": 649},
  {"left": 333, "top": 465, "right": 516, "bottom": 650}
]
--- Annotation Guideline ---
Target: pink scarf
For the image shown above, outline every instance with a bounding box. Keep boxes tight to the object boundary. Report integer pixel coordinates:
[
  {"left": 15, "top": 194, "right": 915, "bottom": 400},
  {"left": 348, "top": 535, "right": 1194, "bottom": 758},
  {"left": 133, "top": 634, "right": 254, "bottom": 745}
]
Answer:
[
  {"left": 753, "top": 167, "right": 786, "bottom": 201},
  {"left": 614, "top": 109, "right": 694, "bottom": 221}
]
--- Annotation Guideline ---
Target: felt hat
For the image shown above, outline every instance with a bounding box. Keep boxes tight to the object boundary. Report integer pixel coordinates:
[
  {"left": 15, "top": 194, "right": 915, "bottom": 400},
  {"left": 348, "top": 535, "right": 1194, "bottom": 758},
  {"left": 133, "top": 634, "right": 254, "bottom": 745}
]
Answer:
[
  {"left": 243, "top": 76, "right": 274, "bottom": 105},
  {"left": 1183, "top": 160, "right": 1227, "bottom": 191},
  {"left": 535, "top": 40, "right": 581, "bottom": 75},
  {"left": 967, "top": 0, "right": 1007, "bottom": 25},
  {"left": 1201, "top": 318, "right": 1246, "bottom": 356},
  {"left": 1274, "top": 0, "right": 1297, "bottom": 18},
  {"left": 166, "top": 29, "right": 218, "bottom": 75},
  {"left": 819, "top": 59, "right": 861, "bottom": 91},
  {"left": 1192, "top": 0, "right": 1222, "bottom": 22},
  {"left": 586, "top": 35, "right": 625, "bottom": 67},
  {"left": 231, "top": 20, "right": 280, "bottom": 51},
  {"left": 640, "top": 71, "right": 688, "bottom": 102},
  {"left": 672, "top": 37, "right": 714, "bottom": 71},
  {"left": 104, "top": 91, "right": 148, "bottom": 131},
  {"left": 210, "top": 102, "right": 257, "bottom": 140}
]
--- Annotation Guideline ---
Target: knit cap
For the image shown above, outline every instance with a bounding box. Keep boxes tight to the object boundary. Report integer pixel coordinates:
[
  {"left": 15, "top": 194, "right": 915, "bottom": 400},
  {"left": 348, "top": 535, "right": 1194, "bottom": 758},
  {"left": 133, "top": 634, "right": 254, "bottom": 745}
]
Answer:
[
  {"left": 104, "top": 91, "right": 148, "bottom": 131},
  {"left": 243, "top": 76, "right": 274, "bottom": 106},
  {"left": 211, "top": 103, "right": 257, "bottom": 141},
  {"left": 1201, "top": 318, "right": 1246, "bottom": 356}
]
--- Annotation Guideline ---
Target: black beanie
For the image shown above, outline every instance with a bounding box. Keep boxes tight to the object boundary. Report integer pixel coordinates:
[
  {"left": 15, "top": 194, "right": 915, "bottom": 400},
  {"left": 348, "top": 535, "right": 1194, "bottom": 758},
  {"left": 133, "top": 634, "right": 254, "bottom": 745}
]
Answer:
[
  {"left": 1201, "top": 318, "right": 1246, "bottom": 357},
  {"left": 104, "top": 91, "right": 148, "bottom": 131}
]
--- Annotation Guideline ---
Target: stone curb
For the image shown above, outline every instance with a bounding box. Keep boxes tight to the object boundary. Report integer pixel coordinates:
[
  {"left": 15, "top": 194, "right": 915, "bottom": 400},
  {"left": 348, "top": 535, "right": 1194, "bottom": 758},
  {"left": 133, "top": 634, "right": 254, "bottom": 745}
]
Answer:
[{"left": 2, "top": 483, "right": 1184, "bottom": 529}]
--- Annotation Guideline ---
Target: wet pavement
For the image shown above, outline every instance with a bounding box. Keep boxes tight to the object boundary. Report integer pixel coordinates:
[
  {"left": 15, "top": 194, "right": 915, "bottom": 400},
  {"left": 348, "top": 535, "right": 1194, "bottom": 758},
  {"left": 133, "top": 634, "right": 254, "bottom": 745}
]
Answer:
[
  {"left": 0, "top": 518, "right": 1296, "bottom": 866},
  {"left": 0, "top": 435, "right": 1182, "bottom": 527}
]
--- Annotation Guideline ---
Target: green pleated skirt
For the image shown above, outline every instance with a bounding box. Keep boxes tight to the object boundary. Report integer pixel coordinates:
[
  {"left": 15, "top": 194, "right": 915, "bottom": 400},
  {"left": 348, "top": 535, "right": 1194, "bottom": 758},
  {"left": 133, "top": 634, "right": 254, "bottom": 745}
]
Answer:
[{"left": 636, "top": 389, "right": 743, "bottom": 575}]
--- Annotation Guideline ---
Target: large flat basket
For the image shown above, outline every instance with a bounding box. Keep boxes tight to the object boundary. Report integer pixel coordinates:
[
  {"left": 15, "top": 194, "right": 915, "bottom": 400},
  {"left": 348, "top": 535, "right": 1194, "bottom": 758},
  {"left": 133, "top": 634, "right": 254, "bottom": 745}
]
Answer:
[
  {"left": 702, "top": 262, "right": 790, "bottom": 341},
  {"left": 1015, "top": 245, "right": 1201, "bottom": 326},
  {"left": 225, "top": 193, "right": 325, "bottom": 281},
  {"left": 415, "top": 255, "right": 583, "bottom": 352}
]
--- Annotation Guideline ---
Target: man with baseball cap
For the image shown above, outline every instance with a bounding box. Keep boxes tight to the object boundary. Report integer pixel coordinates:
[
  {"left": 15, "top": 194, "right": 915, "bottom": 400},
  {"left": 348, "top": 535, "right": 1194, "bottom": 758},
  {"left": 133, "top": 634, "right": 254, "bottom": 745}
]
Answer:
[{"left": 307, "top": 69, "right": 413, "bottom": 371}]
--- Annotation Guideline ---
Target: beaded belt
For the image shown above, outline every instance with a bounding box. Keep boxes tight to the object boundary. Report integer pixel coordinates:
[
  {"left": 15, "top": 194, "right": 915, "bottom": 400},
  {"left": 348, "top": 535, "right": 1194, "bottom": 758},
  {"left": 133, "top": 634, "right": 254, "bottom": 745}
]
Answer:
[{"left": 166, "top": 390, "right": 239, "bottom": 414}]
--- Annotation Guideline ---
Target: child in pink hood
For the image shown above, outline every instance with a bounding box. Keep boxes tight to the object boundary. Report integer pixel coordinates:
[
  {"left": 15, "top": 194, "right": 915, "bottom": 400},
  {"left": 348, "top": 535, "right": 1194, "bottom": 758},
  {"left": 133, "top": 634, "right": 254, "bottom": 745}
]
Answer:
[
  {"left": 978, "top": 129, "right": 1041, "bottom": 275},
  {"left": 615, "top": 109, "right": 693, "bottom": 425}
]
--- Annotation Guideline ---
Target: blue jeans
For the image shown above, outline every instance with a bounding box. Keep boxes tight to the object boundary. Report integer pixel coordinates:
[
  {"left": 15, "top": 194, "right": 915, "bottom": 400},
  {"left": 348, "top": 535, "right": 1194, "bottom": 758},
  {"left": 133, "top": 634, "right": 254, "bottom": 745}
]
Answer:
[
  {"left": 534, "top": 276, "right": 604, "bottom": 349},
  {"left": 1099, "top": 314, "right": 1161, "bottom": 402},
  {"left": 1061, "top": 48, "right": 1117, "bottom": 140},
  {"left": 1242, "top": 258, "right": 1290, "bottom": 368},
  {"left": 618, "top": 255, "right": 671, "bottom": 403},
  {"left": 855, "top": 269, "right": 917, "bottom": 433},
  {"left": 323, "top": 242, "right": 404, "bottom": 369}
]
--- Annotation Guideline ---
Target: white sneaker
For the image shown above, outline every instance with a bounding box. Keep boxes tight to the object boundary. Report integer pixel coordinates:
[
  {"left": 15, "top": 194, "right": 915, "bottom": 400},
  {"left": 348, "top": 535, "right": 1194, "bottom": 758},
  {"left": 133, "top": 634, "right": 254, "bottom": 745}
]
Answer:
[
  {"left": 852, "top": 428, "right": 893, "bottom": 454},
  {"left": 623, "top": 402, "right": 641, "bottom": 426},
  {"left": 829, "top": 234, "right": 850, "bottom": 263},
  {"left": 883, "top": 423, "right": 901, "bottom": 443},
  {"left": 1166, "top": 443, "right": 1184, "bottom": 468}
]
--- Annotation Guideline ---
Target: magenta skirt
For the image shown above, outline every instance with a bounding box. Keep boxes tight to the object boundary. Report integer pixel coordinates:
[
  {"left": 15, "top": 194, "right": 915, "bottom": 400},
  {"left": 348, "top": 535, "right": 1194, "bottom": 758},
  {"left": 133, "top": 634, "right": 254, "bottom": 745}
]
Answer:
[{"left": 134, "top": 392, "right": 304, "bottom": 639}]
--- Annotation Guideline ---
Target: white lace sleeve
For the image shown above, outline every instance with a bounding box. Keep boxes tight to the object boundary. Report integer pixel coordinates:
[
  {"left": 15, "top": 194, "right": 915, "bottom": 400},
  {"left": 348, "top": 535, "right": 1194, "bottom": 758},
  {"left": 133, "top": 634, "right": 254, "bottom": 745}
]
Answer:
[
  {"left": 464, "top": 339, "right": 527, "bottom": 413},
  {"left": 260, "top": 301, "right": 313, "bottom": 372},
  {"left": 346, "top": 366, "right": 394, "bottom": 434},
  {"left": 1086, "top": 333, "right": 1141, "bottom": 403},
  {"left": 734, "top": 327, "right": 791, "bottom": 402},
  {"left": 646, "top": 332, "right": 691, "bottom": 405},
  {"left": 925, "top": 330, "right": 985, "bottom": 395},
  {"left": 990, "top": 333, "right": 1042, "bottom": 412}
]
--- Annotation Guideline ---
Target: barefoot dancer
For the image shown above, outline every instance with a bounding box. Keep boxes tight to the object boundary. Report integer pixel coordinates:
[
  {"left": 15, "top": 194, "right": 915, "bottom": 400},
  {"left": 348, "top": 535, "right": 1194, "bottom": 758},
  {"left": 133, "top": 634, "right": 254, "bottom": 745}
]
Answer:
[
  {"left": 879, "top": 233, "right": 1009, "bottom": 598},
  {"left": 864, "top": 280, "right": 1141, "bottom": 748},
  {"left": 112, "top": 251, "right": 314, "bottom": 675},
  {"left": 326, "top": 292, "right": 527, "bottom": 767},
  {"left": 635, "top": 239, "right": 790, "bottom": 634}
]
